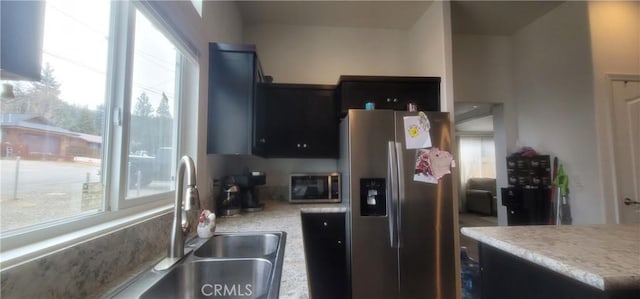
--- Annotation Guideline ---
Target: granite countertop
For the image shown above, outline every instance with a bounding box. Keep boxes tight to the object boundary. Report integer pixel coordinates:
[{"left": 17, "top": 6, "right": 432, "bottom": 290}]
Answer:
[
  {"left": 460, "top": 224, "right": 640, "bottom": 291},
  {"left": 215, "top": 199, "right": 344, "bottom": 299}
]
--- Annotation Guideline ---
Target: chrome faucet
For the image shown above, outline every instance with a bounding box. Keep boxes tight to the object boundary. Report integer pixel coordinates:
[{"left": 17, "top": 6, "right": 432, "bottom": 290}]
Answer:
[{"left": 155, "top": 155, "right": 200, "bottom": 270}]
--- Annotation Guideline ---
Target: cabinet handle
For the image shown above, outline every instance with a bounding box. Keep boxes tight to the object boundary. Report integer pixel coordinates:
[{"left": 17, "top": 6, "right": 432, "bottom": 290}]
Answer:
[
  {"left": 303, "top": 144, "right": 308, "bottom": 148},
  {"left": 259, "top": 138, "right": 266, "bottom": 143},
  {"left": 393, "top": 98, "right": 398, "bottom": 103},
  {"left": 297, "top": 144, "right": 301, "bottom": 148},
  {"left": 386, "top": 98, "right": 391, "bottom": 102}
]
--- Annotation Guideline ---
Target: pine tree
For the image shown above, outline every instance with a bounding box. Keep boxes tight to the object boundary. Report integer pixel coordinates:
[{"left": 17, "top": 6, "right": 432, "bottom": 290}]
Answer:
[
  {"left": 134, "top": 92, "right": 154, "bottom": 117},
  {"left": 156, "top": 92, "right": 171, "bottom": 118},
  {"left": 72, "top": 106, "right": 96, "bottom": 134},
  {"left": 32, "top": 63, "right": 61, "bottom": 119}
]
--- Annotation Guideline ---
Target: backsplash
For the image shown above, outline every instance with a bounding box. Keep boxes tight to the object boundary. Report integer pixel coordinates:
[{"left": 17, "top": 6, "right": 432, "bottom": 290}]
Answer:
[
  {"left": 209, "top": 154, "right": 338, "bottom": 186},
  {"left": 0, "top": 213, "right": 176, "bottom": 298},
  {"left": 257, "top": 185, "right": 289, "bottom": 202}
]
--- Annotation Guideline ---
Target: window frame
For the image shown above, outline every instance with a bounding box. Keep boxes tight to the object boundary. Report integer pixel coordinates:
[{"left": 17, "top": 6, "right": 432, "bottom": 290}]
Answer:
[
  {"left": 0, "top": 0, "right": 199, "bottom": 267},
  {"left": 114, "top": 3, "right": 185, "bottom": 209}
]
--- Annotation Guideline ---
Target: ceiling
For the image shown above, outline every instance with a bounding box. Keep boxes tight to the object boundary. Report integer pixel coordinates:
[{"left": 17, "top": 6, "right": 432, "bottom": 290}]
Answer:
[
  {"left": 237, "top": 1, "right": 433, "bottom": 30},
  {"left": 451, "top": 1, "right": 564, "bottom": 35},
  {"left": 237, "top": 1, "right": 564, "bottom": 34}
]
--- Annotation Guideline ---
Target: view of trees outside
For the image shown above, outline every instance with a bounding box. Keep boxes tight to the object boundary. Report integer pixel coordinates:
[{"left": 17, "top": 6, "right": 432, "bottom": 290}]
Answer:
[
  {"left": 1, "top": 65, "right": 175, "bottom": 231},
  {"left": 1, "top": 64, "right": 103, "bottom": 136},
  {"left": 0, "top": 0, "right": 178, "bottom": 231},
  {"left": 0, "top": 0, "right": 112, "bottom": 232},
  {"left": 1, "top": 65, "right": 175, "bottom": 155},
  {"left": 130, "top": 92, "right": 174, "bottom": 155}
]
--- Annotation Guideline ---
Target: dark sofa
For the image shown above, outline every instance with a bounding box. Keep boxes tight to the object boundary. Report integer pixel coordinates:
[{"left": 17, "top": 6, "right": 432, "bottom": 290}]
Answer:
[{"left": 465, "top": 177, "right": 497, "bottom": 216}]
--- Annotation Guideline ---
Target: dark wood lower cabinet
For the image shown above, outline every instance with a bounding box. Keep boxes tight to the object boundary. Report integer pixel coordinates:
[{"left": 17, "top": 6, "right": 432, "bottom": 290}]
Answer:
[
  {"left": 301, "top": 211, "right": 348, "bottom": 299},
  {"left": 479, "top": 243, "right": 639, "bottom": 299}
]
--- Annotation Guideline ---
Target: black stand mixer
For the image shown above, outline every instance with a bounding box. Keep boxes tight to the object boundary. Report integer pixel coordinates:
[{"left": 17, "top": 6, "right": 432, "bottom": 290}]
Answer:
[{"left": 218, "top": 172, "right": 266, "bottom": 215}]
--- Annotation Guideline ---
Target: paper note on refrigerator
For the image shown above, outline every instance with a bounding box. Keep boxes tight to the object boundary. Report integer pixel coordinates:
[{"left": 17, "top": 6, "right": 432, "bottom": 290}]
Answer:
[
  {"left": 414, "top": 149, "right": 438, "bottom": 184},
  {"left": 414, "top": 148, "right": 454, "bottom": 184},
  {"left": 403, "top": 112, "right": 432, "bottom": 149}
]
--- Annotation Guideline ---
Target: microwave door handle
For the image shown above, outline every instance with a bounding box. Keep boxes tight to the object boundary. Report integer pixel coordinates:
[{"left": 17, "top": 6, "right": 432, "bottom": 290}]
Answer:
[
  {"left": 387, "top": 141, "right": 399, "bottom": 249},
  {"left": 395, "top": 142, "right": 404, "bottom": 249}
]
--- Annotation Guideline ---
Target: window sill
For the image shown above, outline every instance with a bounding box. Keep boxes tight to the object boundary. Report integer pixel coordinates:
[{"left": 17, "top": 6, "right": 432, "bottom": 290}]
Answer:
[{"left": 0, "top": 201, "right": 173, "bottom": 271}]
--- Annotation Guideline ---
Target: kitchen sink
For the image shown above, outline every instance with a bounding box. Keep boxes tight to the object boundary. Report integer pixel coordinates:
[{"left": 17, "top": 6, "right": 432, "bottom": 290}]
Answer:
[
  {"left": 108, "top": 232, "right": 286, "bottom": 299},
  {"left": 140, "top": 259, "right": 273, "bottom": 299},
  {"left": 194, "top": 233, "right": 279, "bottom": 258}
]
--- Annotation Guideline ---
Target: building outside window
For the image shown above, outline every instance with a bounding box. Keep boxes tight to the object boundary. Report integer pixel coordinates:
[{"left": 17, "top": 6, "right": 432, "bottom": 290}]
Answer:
[{"left": 0, "top": 0, "right": 197, "bottom": 243}]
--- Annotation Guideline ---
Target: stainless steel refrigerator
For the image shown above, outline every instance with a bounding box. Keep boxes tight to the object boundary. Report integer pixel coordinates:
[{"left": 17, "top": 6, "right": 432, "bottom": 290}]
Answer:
[{"left": 339, "top": 109, "right": 458, "bottom": 299}]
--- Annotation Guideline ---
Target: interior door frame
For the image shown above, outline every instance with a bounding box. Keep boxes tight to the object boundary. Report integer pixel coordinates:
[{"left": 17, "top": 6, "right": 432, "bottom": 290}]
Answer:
[{"left": 599, "top": 74, "right": 640, "bottom": 223}]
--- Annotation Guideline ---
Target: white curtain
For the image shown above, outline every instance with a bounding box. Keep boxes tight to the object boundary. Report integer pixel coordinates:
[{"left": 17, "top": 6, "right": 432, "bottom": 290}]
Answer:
[{"left": 459, "top": 135, "right": 496, "bottom": 188}]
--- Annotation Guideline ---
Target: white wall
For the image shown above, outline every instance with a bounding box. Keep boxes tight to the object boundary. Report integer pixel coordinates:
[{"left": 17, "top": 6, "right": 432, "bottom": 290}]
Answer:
[
  {"left": 408, "top": 1, "right": 454, "bottom": 112},
  {"left": 452, "top": 34, "right": 516, "bottom": 224},
  {"left": 451, "top": 1, "right": 639, "bottom": 225},
  {"left": 228, "top": 24, "right": 413, "bottom": 187},
  {"left": 238, "top": 3, "right": 453, "bottom": 189},
  {"left": 512, "top": 1, "right": 600, "bottom": 224},
  {"left": 588, "top": 1, "right": 640, "bottom": 223},
  {"left": 453, "top": 36, "right": 512, "bottom": 102},
  {"left": 244, "top": 24, "right": 411, "bottom": 84}
]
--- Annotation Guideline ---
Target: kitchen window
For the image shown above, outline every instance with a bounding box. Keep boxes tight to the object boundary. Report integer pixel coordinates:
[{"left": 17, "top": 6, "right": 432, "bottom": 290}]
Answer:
[
  {"left": 0, "top": 0, "right": 197, "bottom": 254},
  {"left": 458, "top": 135, "right": 497, "bottom": 182}
]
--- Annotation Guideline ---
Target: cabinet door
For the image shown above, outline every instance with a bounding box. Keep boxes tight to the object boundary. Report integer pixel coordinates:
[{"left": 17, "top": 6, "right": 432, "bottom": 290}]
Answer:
[
  {"left": 264, "top": 86, "right": 307, "bottom": 157},
  {"left": 301, "top": 212, "right": 348, "bottom": 299},
  {"left": 207, "top": 43, "right": 263, "bottom": 156},
  {"left": 0, "top": 1, "right": 45, "bottom": 80},
  {"left": 302, "top": 87, "right": 338, "bottom": 158},
  {"left": 339, "top": 77, "right": 440, "bottom": 115},
  {"left": 264, "top": 84, "right": 338, "bottom": 158},
  {"left": 501, "top": 187, "right": 551, "bottom": 225}
]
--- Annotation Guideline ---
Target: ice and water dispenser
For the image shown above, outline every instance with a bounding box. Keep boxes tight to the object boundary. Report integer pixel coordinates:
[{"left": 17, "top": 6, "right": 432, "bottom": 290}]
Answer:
[{"left": 360, "top": 178, "right": 386, "bottom": 216}]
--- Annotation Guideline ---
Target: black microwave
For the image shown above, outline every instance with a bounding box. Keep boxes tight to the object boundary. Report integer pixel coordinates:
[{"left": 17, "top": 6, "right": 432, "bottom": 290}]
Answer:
[{"left": 289, "top": 173, "right": 341, "bottom": 203}]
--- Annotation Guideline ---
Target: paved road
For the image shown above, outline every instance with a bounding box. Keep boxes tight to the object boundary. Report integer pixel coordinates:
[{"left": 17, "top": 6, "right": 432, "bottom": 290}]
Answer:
[
  {"left": 0, "top": 159, "right": 173, "bottom": 231},
  {"left": 1, "top": 159, "right": 100, "bottom": 198},
  {"left": 0, "top": 159, "right": 100, "bottom": 231}
]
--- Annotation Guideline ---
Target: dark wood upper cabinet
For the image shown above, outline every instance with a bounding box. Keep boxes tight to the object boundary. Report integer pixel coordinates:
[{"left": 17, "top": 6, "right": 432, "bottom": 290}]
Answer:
[
  {"left": 337, "top": 75, "right": 441, "bottom": 116},
  {"left": 0, "top": 1, "right": 46, "bottom": 81},
  {"left": 207, "top": 43, "right": 265, "bottom": 156},
  {"left": 261, "top": 83, "right": 338, "bottom": 159}
]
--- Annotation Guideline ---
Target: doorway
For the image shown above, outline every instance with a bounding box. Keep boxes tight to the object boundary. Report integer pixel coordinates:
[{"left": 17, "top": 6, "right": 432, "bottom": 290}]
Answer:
[
  {"left": 455, "top": 103, "right": 498, "bottom": 215},
  {"left": 609, "top": 76, "right": 640, "bottom": 224}
]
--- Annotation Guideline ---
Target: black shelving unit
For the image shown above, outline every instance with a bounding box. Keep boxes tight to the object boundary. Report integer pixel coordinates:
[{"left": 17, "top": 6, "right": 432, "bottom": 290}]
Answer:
[{"left": 502, "top": 155, "right": 552, "bottom": 225}]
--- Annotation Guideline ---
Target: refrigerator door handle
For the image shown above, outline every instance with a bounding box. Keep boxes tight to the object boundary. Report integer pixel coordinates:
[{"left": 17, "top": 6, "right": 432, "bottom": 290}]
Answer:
[
  {"left": 395, "top": 142, "right": 404, "bottom": 248},
  {"left": 387, "top": 141, "right": 399, "bottom": 248}
]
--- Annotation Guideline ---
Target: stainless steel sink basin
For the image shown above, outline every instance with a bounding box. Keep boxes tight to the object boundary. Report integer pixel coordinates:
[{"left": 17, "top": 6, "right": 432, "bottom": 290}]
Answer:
[
  {"left": 108, "top": 231, "right": 286, "bottom": 299},
  {"left": 140, "top": 259, "right": 273, "bottom": 299},
  {"left": 194, "top": 233, "right": 279, "bottom": 258}
]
